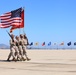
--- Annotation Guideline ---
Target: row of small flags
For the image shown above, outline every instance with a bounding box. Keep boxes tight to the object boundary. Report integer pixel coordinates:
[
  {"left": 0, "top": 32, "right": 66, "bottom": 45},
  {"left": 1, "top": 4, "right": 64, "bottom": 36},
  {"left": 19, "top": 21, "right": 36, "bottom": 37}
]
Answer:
[{"left": 29, "top": 42, "right": 76, "bottom": 46}]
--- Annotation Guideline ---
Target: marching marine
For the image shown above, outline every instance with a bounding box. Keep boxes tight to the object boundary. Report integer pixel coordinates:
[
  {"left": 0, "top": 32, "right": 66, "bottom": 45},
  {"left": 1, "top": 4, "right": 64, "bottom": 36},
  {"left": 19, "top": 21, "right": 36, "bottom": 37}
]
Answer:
[
  {"left": 15, "top": 36, "right": 25, "bottom": 61},
  {"left": 20, "top": 34, "right": 31, "bottom": 61},
  {"left": 7, "top": 34, "right": 16, "bottom": 61}
]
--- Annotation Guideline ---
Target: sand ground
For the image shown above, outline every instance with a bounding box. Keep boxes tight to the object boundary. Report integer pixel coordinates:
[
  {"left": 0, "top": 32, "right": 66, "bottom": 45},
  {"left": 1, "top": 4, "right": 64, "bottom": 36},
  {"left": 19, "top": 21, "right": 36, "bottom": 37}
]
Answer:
[{"left": 0, "top": 49, "right": 76, "bottom": 75}]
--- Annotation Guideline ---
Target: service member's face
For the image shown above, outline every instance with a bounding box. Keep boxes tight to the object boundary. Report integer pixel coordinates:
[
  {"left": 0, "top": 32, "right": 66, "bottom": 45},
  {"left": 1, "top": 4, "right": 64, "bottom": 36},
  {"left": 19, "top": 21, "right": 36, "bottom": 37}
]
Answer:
[
  {"left": 12, "top": 35, "right": 14, "bottom": 38},
  {"left": 20, "top": 35, "right": 23, "bottom": 38},
  {"left": 17, "top": 37, "right": 19, "bottom": 40},
  {"left": 16, "top": 37, "right": 18, "bottom": 40}
]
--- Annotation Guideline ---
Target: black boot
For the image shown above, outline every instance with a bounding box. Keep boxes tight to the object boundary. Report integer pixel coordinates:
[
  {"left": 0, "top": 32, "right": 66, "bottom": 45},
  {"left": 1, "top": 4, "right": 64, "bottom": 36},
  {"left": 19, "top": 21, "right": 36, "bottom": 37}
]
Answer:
[
  {"left": 7, "top": 58, "right": 10, "bottom": 62},
  {"left": 26, "top": 57, "right": 31, "bottom": 61}
]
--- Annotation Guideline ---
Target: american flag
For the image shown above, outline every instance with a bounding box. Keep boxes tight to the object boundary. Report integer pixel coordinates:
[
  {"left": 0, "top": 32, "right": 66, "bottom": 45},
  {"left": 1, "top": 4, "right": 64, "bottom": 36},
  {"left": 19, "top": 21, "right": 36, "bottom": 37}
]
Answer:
[
  {"left": 10, "top": 9, "right": 24, "bottom": 33},
  {"left": 0, "top": 8, "right": 23, "bottom": 28}
]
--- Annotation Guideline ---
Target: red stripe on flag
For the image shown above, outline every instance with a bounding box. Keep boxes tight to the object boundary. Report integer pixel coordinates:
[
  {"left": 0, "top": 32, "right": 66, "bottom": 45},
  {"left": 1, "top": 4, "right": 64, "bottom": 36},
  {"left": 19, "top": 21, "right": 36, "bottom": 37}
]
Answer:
[{"left": 10, "top": 10, "right": 24, "bottom": 33}]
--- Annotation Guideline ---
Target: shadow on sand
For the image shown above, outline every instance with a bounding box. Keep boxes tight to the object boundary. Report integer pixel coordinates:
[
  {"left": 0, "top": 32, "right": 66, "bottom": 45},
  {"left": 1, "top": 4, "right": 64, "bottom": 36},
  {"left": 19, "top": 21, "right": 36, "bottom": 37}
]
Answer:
[{"left": 0, "top": 59, "right": 15, "bottom": 62}]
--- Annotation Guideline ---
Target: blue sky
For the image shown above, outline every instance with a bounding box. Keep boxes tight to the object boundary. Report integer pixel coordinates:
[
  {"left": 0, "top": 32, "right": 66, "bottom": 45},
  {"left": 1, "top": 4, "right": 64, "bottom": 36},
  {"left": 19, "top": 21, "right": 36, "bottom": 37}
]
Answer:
[{"left": 0, "top": 0, "right": 76, "bottom": 46}]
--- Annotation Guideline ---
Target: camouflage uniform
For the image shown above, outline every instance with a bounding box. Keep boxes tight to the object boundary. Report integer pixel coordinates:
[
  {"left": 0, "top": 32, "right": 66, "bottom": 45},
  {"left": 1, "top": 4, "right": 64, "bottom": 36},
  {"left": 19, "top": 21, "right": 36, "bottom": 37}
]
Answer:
[
  {"left": 22, "top": 38, "right": 28, "bottom": 57},
  {"left": 15, "top": 36, "right": 25, "bottom": 61},
  {"left": 7, "top": 34, "right": 21, "bottom": 61},
  {"left": 7, "top": 39, "right": 16, "bottom": 61},
  {"left": 15, "top": 41, "right": 21, "bottom": 61},
  {"left": 22, "top": 34, "right": 31, "bottom": 61},
  {"left": 16, "top": 39, "right": 24, "bottom": 60}
]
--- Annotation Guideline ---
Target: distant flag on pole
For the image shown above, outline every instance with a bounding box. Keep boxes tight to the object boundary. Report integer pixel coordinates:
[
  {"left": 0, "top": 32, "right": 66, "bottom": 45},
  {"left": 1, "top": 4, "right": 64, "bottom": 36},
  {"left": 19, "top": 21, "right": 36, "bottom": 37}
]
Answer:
[
  {"left": 60, "top": 42, "right": 64, "bottom": 45},
  {"left": 74, "top": 42, "right": 76, "bottom": 46},
  {"left": 42, "top": 42, "right": 45, "bottom": 46},
  {"left": 54, "top": 43, "right": 56, "bottom": 45},
  {"left": 48, "top": 42, "right": 51, "bottom": 46},
  {"left": 30, "top": 42, "right": 33, "bottom": 46},
  {"left": 67, "top": 42, "right": 71, "bottom": 46},
  {"left": 34, "top": 42, "right": 39, "bottom": 46}
]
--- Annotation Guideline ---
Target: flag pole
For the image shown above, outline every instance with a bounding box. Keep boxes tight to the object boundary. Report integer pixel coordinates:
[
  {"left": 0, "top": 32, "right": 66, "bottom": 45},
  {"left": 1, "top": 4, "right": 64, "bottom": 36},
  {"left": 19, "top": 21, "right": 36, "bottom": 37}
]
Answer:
[
  {"left": 57, "top": 44, "right": 58, "bottom": 50},
  {"left": 63, "top": 43, "right": 65, "bottom": 50},
  {"left": 38, "top": 43, "right": 39, "bottom": 49},
  {"left": 18, "top": 22, "right": 20, "bottom": 35},
  {"left": 23, "top": 7, "right": 25, "bottom": 34},
  {"left": 19, "top": 7, "right": 25, "bottom": 35},
  {"left": 19, "top": 17, "right": 21, "bottom": 35},
  {"left": 19, "top": 7, "right": 22, "bottom": 35}
]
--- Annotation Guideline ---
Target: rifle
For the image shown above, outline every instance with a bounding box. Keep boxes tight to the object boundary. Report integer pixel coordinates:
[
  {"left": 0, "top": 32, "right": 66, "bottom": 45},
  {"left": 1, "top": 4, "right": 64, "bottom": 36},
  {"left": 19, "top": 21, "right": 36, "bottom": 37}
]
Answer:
[{"left": 6, "top": 30, "right": 14, "bottom": 42}]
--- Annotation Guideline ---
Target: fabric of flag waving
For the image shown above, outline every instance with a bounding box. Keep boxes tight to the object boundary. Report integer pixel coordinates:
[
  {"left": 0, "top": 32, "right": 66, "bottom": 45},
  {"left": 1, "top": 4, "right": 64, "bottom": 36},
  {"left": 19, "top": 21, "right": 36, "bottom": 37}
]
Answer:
[
  {"left": 67, "top": 42, "right": 71, "bottom": 46},
  {"left": 60, "top": 42, "right": 64, "bottom": 45},
  {"left": 34, "top": 42, "right": 39, "bottom": 46},
  {"left": 30, "top": 42, "right": 33, "bottom": 46},
  {"left": 54, "top": 43, "right": 56, "bottom": 45},
  {"left": 10, "top": 9, "right": 24, "bottom": 32},
  {"left": 74, "top": 42, "right": 76, "bottom": 45},
  {"left": 42, "top": 42, "right": 45, "bottom": 46},
  {"left": 0, "top": 8, "right": 24, "bottom": 31},
  {"left": 48, "top": 42, "right": 51, "bottom": 46}
]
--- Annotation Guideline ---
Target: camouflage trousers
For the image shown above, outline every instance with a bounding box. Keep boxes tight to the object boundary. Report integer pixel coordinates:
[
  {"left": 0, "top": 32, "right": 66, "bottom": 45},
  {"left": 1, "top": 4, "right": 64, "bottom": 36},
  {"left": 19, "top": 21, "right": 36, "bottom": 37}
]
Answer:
[
  {"left": 22, "top": 45, "right": 28, "bottom": 58},
  {"left": 18, "top": 45, "right": 24, "bottom": 58},
  {"left": 15, "top": 46, "right": 21, "bottom": 59},
  {"left": 8, "top": 46, "right": 20, "bottom": 60}
]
